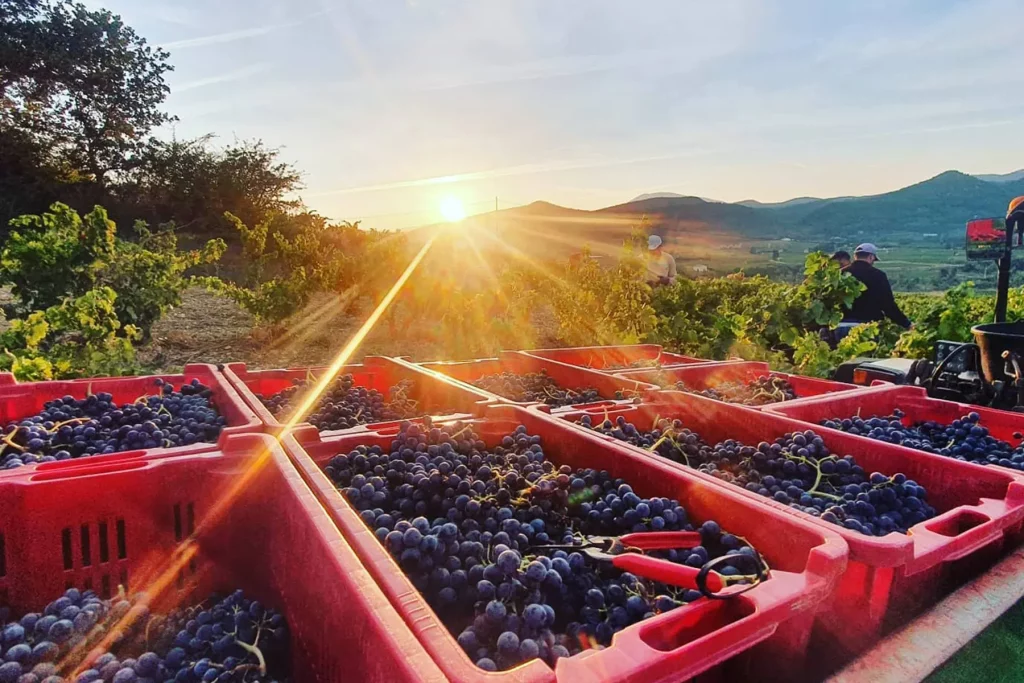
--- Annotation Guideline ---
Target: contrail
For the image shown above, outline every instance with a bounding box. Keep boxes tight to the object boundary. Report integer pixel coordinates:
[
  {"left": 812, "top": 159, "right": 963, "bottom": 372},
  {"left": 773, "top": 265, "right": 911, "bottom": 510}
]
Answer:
[
  {"left": 160, "top": 25, "right": 288, "bottom": 50},
  {"left": 159, "top": 12, "right": 323, "bottom": 50},
  {"left": 174, "top": 63, "right": 270, "bottom": 92}
]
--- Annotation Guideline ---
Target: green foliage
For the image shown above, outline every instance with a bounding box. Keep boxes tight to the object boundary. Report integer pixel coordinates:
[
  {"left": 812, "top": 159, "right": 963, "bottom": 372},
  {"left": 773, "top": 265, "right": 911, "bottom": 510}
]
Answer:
[
  {"left": 106, "top": 220, "right": 225, "bottom": 336},
  {"left": 604, "top": 236, "right": 659, "bottom": 341},
  {"left": 549, "top": 250, "right": 614, "bottom": 345},
  {"left": 890, "top": 282, "right": 1024, "bottom": 359},
  {"left": 0, "top": 203, "right": 114, "bottom": 310},
  {"left": 0, "top": 203, "right": 224, "bottom": 338},
  {"left": 651, "top": 275, "right": 783, "bottom": 359},
  {"left": 0, "top": 286, "right": 139, "bottom": 380},
  {"left": 648, "top": 252, "right": 867, "bottom": 370},
  {"left": 791, "top": 253, "right": 865, "bottom": 330},
  {"left": 214, "top": 211, "right": 342, "bottom": 322},
  {"left": 540, "top": 233, "right": 658, "bottom": 347},
  {"left": 377, "top": 245, "right": 540, "bottom": 359},
  {"left": 210, "top": 209, "right": 412, "bottom": 325},
  {"left": 204, "top": 268, "right": 310, "bottom": 324},
  {"left": 790, "top": 323, "right": 881, "bottom": 378},
  {"left": 643, "top": 253, "right": 1024, "bottom": 376}
]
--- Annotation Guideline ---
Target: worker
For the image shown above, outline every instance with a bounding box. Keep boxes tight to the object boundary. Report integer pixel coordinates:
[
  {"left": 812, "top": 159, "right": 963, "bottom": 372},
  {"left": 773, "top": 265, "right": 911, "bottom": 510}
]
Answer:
[
  {"left": 841, "top": 243, "right": 911, "bottom": 328},
  {"left": 646, "top": 235, "right": 677, "bottom": 287},
  {"left": 830, "top": 250, "right": 851, "bottom": 269}
]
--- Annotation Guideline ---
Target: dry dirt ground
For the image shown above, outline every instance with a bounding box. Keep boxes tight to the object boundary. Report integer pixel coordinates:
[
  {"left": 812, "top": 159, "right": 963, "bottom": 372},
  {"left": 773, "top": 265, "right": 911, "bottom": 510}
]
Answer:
[{"left": 140, "top": 287, "right": 560, "bottom": 371}]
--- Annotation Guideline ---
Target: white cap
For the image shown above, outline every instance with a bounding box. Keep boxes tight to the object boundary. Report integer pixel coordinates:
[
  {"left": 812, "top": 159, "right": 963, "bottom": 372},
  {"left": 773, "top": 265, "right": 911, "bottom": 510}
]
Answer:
[
  {"left": 648, "top": 235, "right": 663, "bottom": 250},
  {"left": 854, "top": 243, "right": 879, "bottom": 259}
]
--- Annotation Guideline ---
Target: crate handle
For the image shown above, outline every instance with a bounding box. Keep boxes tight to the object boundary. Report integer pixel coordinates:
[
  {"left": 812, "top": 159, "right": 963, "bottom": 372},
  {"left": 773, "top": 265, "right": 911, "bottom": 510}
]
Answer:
[
  {"left": 31, "top": 459, "right": 150, "bottom": 482},
  {"left": 556, "top": 606, "right": 776, "bottom": 682},
  {"left": 908, "top": 497, "right": 1015, "bottom": 573},
  {"left": 32, "top": 449, "right": 145, "bottom": 473}
]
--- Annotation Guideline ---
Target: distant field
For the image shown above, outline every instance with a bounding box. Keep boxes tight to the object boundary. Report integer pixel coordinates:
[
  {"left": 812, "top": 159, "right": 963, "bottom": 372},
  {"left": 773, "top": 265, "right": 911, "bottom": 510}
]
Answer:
[{"left": 668, "top": 236, "right": 981, "bottom": 291}]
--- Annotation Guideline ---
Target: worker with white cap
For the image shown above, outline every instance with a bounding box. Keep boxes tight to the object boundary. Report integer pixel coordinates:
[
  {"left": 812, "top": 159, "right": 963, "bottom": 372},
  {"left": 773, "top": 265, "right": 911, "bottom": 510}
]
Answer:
[
  {"left": 646, "top": 235, "right": 677, "bottom": 287},
  {"left": 841, "top": 243, "right": 911, "bottom": 329}
]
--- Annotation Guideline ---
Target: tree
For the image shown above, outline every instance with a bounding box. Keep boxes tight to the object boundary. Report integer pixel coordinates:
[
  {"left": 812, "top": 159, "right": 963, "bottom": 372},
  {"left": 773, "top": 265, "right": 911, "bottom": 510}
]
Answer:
[
  {"left": 0, "top": 0, "right": 173, "bottom": 188},
  {"left": 0, "top": 126, "right": 62, "bottom": 222},
  {"left": 116, "top": 137, "right": 303, "bottom": 237},
  {"left": 0, "top": 1, "right": 307, "bottom": 246}
]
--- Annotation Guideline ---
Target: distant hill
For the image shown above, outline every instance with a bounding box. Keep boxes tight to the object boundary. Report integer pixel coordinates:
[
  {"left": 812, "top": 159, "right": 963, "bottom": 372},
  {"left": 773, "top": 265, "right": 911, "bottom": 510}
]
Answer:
[
  {"left": 630, "top": 192, "right": 685, "bottom": 202},
  {"left": 409, "top": 169, "right": 1024, "bottom": 263},
  {"left": 613, "top": 170, "right": 1024, "bottom": 239},
  {"left": 737, "top": 197, "right": 826, "bottom": 209},
  {"left": 974, "top": 169, "right": 1024, "bottom": 183},
  {"left": 787, "top": 170, "right": 1024, "bottom": 238},
  {"left": 631, "top": 192, "right": 723, "bottom": 203},
  {"left": 600, "top": 195, "right": 782, "bottom": 240}
]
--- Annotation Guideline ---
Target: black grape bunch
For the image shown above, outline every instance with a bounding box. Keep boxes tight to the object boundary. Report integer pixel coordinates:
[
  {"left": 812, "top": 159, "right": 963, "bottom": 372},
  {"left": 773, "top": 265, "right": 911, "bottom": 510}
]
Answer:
[
  {"left": 672, "top": 375, "right": 797, "bottom": 406},
  {"left": 0, "top": 587, "right": 289, "bottom": 682},
  {"left": 258, "top": 374, "right": 425, "bottom": 432},
  {"left": 470, "top": 370, "right": 606, "bottom": 407},
  {"left": 0, "top": 379, "right": 225, "bottom": 471},
  {"left": 325, "top": 419, "right": 767, "bottom": 672},
  {"left": 577, "top": 413, "right": 936, "bottom": 537},
  {"left": 822, "top": 410, "right": 1024, "bottom": 472}
]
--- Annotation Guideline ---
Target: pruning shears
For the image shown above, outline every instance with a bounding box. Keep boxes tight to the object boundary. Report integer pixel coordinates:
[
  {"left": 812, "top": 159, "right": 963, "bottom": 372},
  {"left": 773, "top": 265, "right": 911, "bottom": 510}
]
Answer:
[{"left": 533, "top": 531, "right": 769, "bottom": 599}]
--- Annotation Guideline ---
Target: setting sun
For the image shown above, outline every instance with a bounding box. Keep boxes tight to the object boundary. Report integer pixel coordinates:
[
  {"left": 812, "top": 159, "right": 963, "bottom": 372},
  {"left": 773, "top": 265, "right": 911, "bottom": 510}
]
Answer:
[{"left": 439, "top": 196, "right": 467, "bottom": 223}]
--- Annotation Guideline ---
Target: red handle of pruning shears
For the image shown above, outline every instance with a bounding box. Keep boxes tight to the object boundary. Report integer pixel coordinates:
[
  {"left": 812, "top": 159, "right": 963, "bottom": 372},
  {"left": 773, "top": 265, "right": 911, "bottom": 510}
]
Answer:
[
  {"left": 617, "top": 530, "right": 703, "bottom": 551},
  {"left": 610, "top": 553, "right": 725, "bottom": 593}
]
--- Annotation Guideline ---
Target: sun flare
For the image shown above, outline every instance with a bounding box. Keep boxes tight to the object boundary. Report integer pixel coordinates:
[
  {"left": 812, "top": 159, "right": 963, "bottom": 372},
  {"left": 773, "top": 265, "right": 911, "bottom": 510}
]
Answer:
[{"left": 439, "top": 196, "right": 467, "bottom": 223}]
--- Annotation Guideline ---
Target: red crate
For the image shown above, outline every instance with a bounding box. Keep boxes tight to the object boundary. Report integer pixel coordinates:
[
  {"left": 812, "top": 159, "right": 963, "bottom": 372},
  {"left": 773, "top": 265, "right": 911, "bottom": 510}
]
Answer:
[
  {"left": 0, "top": 433, "right": 446, "bottom": 683},
  {"left": 421, "top": 351, "right": 658, "bottom": 411},
  {"left": 223, "top": 356, "right": 493, "bottom": 437},
  {"left": 281, "top": 404, "right": 848, "bottom": 683},
  {"left": 545, "top": 393, "right": 1024, "bottom": 669},
  {"left": 522, "top": 344, "right": 715, "bottom": 370},
  {"left": 764, "top": 384, "right": 1024, "bottom": 473},
  {"left": 615, "top": 361, "right": 858, "bottom": 408},
  {"left": 0, "top": 364, "right": 260, "bottom": 477}
]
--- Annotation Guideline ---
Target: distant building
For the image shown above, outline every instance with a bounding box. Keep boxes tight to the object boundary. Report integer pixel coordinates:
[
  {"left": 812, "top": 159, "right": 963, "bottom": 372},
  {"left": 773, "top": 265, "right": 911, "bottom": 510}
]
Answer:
[
  {"left": 692, "top": 264, "right": 709, "bottom": 274},
  {"left": 780, "top": 237, "right": 793, "bottom": 242}
]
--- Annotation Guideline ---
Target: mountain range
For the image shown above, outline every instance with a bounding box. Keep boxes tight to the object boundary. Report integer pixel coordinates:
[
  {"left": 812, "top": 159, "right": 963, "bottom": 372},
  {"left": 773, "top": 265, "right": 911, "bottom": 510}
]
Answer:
[{"left": 418, "top": 169, "right": 1024, "bottom": 262}]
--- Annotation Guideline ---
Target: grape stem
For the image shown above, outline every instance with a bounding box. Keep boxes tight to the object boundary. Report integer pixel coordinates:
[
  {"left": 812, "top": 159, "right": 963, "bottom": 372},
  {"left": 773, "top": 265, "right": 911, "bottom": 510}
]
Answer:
[
  {"left": 234, "top": 638, "right": 267, "bottom": 675},
  {"left": 2, "top": 431, "right": 26, "bottom": 452},
  {"left": 448, "top": 424, "right": 472, "bottom": 441}
]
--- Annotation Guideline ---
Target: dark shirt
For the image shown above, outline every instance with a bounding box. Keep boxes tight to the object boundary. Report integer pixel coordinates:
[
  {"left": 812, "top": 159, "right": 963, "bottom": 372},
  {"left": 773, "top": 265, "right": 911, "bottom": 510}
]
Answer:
[{"left": 842, "top": 260, "right": 911, "bottom": 328}]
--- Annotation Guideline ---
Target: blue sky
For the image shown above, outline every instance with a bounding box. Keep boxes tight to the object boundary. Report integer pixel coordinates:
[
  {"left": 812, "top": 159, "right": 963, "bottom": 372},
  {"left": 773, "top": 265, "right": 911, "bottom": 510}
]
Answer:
[{"left": 88, "top": 0, "right": 1024, "bottom": 228}]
